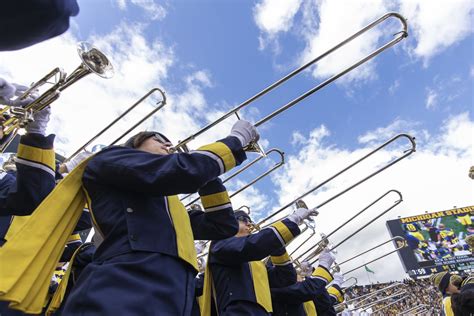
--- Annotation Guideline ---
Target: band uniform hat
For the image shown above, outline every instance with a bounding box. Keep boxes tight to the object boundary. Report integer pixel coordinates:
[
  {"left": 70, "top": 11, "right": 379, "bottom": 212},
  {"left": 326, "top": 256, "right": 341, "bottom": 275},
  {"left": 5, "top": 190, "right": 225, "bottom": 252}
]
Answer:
[
  {"left": 431, "top": 271, "right": 451, "bottom": 294},
  {"left": 234, "top": 210, "right": 252, "bottom": 223},
  {"left": 124, "top": 131, "right": 171, "bottom": 149}
]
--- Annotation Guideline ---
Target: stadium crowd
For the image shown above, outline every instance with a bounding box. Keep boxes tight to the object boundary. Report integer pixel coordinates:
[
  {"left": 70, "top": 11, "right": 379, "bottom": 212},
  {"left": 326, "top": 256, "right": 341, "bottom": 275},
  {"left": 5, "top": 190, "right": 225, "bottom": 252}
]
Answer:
[{"left": 342, "top": 278, "right": 443, "bottom": 315}]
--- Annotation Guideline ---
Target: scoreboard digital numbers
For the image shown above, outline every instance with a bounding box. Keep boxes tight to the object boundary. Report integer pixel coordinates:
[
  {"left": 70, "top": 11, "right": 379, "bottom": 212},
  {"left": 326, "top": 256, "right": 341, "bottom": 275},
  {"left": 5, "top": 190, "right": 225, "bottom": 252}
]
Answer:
[{"left": 386, "top": 205, "right": 474, "bottom": 279}]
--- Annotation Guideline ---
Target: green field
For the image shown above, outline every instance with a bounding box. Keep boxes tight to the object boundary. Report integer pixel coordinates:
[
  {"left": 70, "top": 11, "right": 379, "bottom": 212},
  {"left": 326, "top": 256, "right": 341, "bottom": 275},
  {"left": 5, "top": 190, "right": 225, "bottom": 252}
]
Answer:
[{"left": 407, "top": 215, "right": 470, "bottom": 240}]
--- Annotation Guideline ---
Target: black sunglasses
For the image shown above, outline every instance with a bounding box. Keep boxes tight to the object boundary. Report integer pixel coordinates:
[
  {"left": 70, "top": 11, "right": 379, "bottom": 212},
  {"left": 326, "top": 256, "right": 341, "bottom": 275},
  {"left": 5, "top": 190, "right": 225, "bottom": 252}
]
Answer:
[{"left": 151, "top": 133, "right": 171, "bottom": 145}]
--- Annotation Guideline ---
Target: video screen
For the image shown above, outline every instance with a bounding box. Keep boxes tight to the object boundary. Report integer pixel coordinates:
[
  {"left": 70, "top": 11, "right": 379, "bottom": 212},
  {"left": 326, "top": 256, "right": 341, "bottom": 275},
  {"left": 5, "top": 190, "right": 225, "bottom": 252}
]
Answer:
[{"left": 386, "top": 206, "right": 474, "bottom": 279}]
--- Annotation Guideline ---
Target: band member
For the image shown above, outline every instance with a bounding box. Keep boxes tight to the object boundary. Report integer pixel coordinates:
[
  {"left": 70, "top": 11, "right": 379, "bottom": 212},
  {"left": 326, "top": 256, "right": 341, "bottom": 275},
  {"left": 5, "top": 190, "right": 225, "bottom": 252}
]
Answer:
[
  {"left": 202, "top": 207, "right": 317, "bottom": 315},
  {"left": 327, "top": 272, "right": 345, "bottom": 307},
  {"left": 0, "top": 150, "right": 92, "bottom": 316},
  {"left": 0, "top": 97, "right": 57, "bottom": 315},
  {"left": 450, "top": 275, "right": 474, "bottom": 316},
  {"left": 431, "top": 271, "right": 464, "bottom": 316},
  {"left": 62, "top": 120, "right": 258, "bottom": 315},
  {"left": 46, "top": 242, "right": 97, "bottom": 316},
  {"left": 0, "top": 1, "right": 79, "bottom": 51},
  {"left": 0, "top": 106, "right": 55, "bottom": 217},
  {"left": 270, "top": 250, "right": 337, "bottom": 316}
]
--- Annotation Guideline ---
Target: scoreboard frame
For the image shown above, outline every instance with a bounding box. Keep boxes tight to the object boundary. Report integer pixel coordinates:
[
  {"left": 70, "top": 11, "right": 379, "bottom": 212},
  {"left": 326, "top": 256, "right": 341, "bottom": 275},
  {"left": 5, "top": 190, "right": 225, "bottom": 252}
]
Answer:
[{"left": 386, "top": 205, "right": 474, "bottom": 279}]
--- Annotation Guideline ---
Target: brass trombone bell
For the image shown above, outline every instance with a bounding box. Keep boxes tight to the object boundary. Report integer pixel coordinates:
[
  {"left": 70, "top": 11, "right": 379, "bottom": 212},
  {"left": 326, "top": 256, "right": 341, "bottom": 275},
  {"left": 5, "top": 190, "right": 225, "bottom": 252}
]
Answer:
[
  {"left": 169, "top": 13, "right": 408, "bottom": 155},
  {"left": 1, "top": 42, "right": 113, "bottom": 152}
]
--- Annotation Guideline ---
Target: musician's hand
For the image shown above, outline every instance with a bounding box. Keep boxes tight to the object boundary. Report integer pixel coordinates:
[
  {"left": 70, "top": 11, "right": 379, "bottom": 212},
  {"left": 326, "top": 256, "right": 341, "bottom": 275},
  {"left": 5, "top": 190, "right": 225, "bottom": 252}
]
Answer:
[
  {"left": 287, "top": 207, "right": 318, "bottom": 226},
  {"left": 333, "top": 272, "right": 345, "bottom": 287},
  {"left": 63, "top": 151, "right": 93, "bottom": 173},
  {"left": 229, "top": 120, "right": 259, "bottom": 148},
  {"left": 318, "top": 248, "right": 335, "bottom": 270},
  {"left": 25, "top": 106, "right": 51, "bottom": 135}
]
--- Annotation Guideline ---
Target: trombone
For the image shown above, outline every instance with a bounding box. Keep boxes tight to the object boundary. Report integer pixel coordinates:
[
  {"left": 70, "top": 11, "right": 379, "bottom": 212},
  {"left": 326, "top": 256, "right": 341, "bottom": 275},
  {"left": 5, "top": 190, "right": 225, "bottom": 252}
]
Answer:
[
  {"left": 169, "top": 13, "right": 408, "bottom": 155},
  {"left": 292, "top": 190, "right": 403, "bottom": 264},
  {"left": 196, "top": 205, "right": 253, "bottom": 259},
  {"left": 341, "top": 281, "right": 406, "bottom": 308},
  {"left": 371, "top": 295, "right": 410, "bottom": 314},
  {"left": 255, "top": 133, "right": 416, "bottom": 229},
  {"left": 354, "top": 291, "right": 407, "bottom": 312},
  {"left": 330, "top": 236, "right": 407, "bottom": 275},
  {"left": 181, "top": 148, "right": 284, "bottom": 207},
  {"left": 0, "top": 42, "right": 114, "bottom": 152},
  {"left": 65, "top": 87, "right": 167, "bottom": 161},
  {"left": 341, "top": 276, "right": 357, "bottom": 290},
  {"left": 397, "top": 304, "right": 430, "bottom": 315}
]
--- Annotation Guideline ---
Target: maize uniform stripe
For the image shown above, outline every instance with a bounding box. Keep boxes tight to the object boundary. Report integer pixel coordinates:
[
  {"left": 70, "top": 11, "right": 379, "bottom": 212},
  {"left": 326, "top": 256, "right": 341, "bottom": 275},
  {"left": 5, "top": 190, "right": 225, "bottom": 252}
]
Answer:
[{"left": 17, "top": 144, "right": 55, "bottom": 171}]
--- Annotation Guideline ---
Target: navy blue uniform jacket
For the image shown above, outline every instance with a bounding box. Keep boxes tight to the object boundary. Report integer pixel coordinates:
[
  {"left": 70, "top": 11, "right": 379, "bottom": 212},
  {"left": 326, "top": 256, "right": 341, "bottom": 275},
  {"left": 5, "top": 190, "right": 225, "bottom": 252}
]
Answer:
[
  {"left": 63, "top": 136, "right": 246, "bottom": 316},
  {"left": 271, "top": 265, "right": 336, "bottom": 316},
  {"left": 0, "top": 0, "right": 79, "bottom": 51},
  {"left": 0, "top": 134, "right": 57, "bottom": 246},
  {"left": 209, "top": 218, "right": 301, "bottom": 315}
]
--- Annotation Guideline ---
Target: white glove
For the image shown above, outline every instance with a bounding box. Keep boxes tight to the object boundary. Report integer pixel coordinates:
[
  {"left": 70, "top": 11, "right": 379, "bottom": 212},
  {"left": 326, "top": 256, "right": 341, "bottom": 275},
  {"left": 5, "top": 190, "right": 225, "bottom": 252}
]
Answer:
[
  {"left": 0, "top": 78, "right": 16, "bottom": 99},
  {"left": 299, "top": 261, "right": 313, "bottom": 277},
  {"left": 64, "top": 151, "right": 93, "bottom": 173},
  {"left": 11, "top": 83, "right": 39, "bottom": 107},
  {"left": 195, "top": 241, "right": 207, "bottom": 254},
  {"left": 229, "top": 120, "right": 259, "bottom": 147},
  {"left": 318, "top": 248, "right": 335, "bottom": 270},
  {"left": 287, "top": 207, "right": 318, "bottom": 226},
  {"left": 25, "top": 106, "right": 51, "bottom": 135},
  {"left": 333, "top": 272, "right": 345, "bottom": 287}
]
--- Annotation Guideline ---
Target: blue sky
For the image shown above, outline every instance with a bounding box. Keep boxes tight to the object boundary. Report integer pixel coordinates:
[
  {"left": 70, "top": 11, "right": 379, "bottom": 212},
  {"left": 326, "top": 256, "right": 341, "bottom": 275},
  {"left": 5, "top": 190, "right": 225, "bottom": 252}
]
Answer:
[
  {"left": 72, "top": 0, "right": 473, "bottom": 150},
  {"left": 1, "top": 0, "right": 473, "bottom": 284}
]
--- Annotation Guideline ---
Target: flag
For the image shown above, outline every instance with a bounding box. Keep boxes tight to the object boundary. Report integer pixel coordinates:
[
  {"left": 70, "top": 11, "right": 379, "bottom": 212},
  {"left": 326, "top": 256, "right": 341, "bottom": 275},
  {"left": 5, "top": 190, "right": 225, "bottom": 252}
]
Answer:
[{"left": 365, "top": 265, "right": 375, "bottom": 274}]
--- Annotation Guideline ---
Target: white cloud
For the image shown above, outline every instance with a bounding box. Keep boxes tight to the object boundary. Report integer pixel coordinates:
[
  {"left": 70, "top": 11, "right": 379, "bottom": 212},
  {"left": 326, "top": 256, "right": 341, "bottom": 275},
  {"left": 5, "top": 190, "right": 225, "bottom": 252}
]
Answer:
[
  {"left": 185, "top": 70, "right": 213, "bottom": 88},
  {"left": 358, "top": 119, "right": 423, "bottom": 145},
  {"left": 253, "top": 0, "right": 474, "bottom": 81},
  {"left": 399, "top": 0, "right": 474, "bottom": 64},
  {"left": 291, "top": 131, "right": 306, "bottom": 146},
  {"left": 389, "top": 79, "right": 400, "bottom": 95},
  {"left": 254, "top": 0, "right": 302, "bottom": 36},
  {"left": 115, "top": 0, "right": 127, "bottom": 10},
  {"left": 227, "top": 179, "right": 271, "bottom": 217},
  {"left": 254, "top": 0, "right": 303, "bottom": 49},
  {"left": 0, "top": 21, "right": 238, "bottom": 156},
  {"left": 423, "top": 75, "right": 466, "bottom": 111},
  {"left": 425, "top": 88, "right": 438, "bottom": 109},
  {"left": 266, "top": 112, "right": 474, "bottom": 283},
  {"left": 115, "top": 0, "right": 167, "bottom": 20},
  {"left": 300, "top": 0, "right": 391, "bottom": 83}
]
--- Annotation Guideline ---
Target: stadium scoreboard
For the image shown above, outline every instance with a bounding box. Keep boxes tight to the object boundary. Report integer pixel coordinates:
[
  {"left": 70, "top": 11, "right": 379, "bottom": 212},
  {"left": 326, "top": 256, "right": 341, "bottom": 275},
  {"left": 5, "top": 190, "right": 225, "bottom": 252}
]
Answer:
[{"left": 386, "top": 205, "right": 474, "bottom": 279}]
